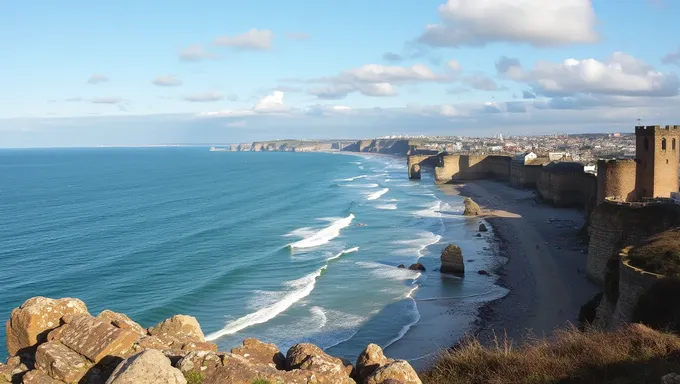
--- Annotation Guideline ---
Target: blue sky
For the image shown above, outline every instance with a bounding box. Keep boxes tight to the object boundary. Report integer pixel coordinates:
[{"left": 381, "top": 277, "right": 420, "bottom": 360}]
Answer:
[{"left": 2, "top": 0, "right": 680, "bottom": 147}]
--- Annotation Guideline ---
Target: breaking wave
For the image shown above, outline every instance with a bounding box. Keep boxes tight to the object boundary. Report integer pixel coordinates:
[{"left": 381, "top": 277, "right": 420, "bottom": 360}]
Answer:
[
  {"left": 290, "top": 214, "right": 355, "bottom": 249},
  {"left": 366, "top": 188, "right": 389, "bottom": 201}
]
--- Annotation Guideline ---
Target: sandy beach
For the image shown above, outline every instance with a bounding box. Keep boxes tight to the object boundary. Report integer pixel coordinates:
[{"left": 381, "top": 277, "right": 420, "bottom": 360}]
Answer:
[{"left": 441, "top": 180, "right": 600, "bottom": 345}]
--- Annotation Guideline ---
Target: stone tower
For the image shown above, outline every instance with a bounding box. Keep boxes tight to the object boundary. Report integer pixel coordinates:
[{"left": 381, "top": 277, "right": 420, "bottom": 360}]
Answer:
[{"left": 635, "top": 125, "right": 680, "bottom": 199}]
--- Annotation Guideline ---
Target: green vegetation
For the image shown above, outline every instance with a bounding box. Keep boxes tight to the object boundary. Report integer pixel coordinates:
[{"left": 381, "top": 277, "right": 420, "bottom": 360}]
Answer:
[
  {"left": 251, "top": 379, "right": 271, "bottom": 384},
  {"left": 184, "top": 371, "right": 205, "bottom": 384},
  {"left": 628, "top": 228, "right": 680, "bottom": 277},
  {"left": 420, "top": 324, "right": 680, "bottom": 384}
]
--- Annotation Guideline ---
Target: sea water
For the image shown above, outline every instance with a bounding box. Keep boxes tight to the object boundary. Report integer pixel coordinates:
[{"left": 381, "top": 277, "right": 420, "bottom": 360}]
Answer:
[{"left": 0, "top": 148, "right": 506, "bottom": 360}]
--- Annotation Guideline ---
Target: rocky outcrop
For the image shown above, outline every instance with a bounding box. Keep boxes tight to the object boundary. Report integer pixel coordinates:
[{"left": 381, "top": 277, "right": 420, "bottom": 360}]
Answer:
[
  {"left": 463, "top": 197, "right": 481, "bottom": 216},
  {"left": 479, "top": 223, "right": 488, "bottom": 232},
  {"left": 440, "top": 244, "right": 464, "bottom": 274},
  {"left": 2, "top": 296, "right": 422, "bottom": 383},
  {"left": 408, "top": 263, "right": 425, "bottom": 271}
]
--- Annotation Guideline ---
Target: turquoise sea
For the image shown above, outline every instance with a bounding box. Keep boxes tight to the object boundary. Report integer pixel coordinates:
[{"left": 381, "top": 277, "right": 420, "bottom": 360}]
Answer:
[{"left": 0, "top": 148, "right": 506, "bottom": 361}]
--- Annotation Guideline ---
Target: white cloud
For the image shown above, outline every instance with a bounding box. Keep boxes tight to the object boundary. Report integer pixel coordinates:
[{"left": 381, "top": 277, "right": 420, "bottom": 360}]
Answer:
[
  {"left": 419, "top": 0, "right": 598, "bottom": 47},
  {"left": 87, "top": 74, "right": 109, "bottom": 84},
  {"left": 502, "top": 52, "right": 680, "bottom": 97},
  {"left": 462, "top": 73, "right": 500, "bottom": 91},
  {"left": 179, "top": 45, "right": 218, "bottom": 61},
  {"left": 254, "top": 91, "right": 286, "bottom": 112},
  {"left": 285, "top": 32, "right": 310, "bottom": 41},
  {"left": 214, "top": 29, "right": 273, "bottom": 50},
  {"left": 446, "top": 60, "right": 462, "bottom": 72},
  {"left": 152, "top": 75, "right": 183, "bottom": 87},
  {"left": 184, "top": 91, "right": 224, "bottom": 102},
  {"left": 198, "top": 91, "right": 290, "bottom": 117},
  {"left": 341, "top": 64, "right": 440, "bottom": 83}
]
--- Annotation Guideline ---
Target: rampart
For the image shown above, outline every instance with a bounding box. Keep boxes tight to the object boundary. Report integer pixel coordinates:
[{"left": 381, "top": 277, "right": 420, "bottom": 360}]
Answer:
[
  {"left": 509, "top": 162, "right": 543, "bottom": 188},
  {"left": 596, "top": 159, "right": 637, "bottom": 205},
  {"left": 434, "top": 155, "right": 511, "bottom": 184},
  {"left": 536, "top": 164, "right": 596, "bottom": 207},
  {"left": 586, "top": 200, "right": 680, "bottom": 284}
]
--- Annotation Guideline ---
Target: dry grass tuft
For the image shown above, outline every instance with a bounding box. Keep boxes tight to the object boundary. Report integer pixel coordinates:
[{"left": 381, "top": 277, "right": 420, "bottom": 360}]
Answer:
[
  {"left": 420, "top": 324, "right": 680, "bottom": 384},
  {"left": 628, "top": 227, "right": 680, "bottom": 277}
]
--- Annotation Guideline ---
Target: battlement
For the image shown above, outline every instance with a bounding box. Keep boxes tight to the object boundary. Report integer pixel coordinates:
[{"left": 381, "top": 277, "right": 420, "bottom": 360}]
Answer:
[
  {"left": 597, "top": 158, "right": 636, "bottom": 165},
  {"left": 635, "top": 125, "right": 680, "bottom": 135},
  {"left": 601, "top": 197, "right": 677, "bottom": 207}
]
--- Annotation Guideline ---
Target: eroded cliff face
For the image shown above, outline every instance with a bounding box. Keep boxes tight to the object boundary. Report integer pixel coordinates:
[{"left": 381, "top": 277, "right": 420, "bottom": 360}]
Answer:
[{"left": 1, "top": 297, "right": 422, "bottom": 384}]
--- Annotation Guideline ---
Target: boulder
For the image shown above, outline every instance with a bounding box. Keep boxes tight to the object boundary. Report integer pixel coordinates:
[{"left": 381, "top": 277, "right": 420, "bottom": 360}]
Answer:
[
  {"left": 50, "top": 315, "right": 139, "bottom": 363},
  {"left": 663, "top": 373, "right": 680, "bottom": 384},
  {"left": 134, "top": 336, "right": 171, "bottom": 352},
  {"left": 397, "top": 264, "right": 406, "bottom": 269},
  {"left": 105, "top": 349, "right": 186, "bottom": 384},
  {"left": 0, "top": 356, "right": 29, "bottom": 383},
  {"left": 5, "top": 297, "right": 88, "bottom": 355},
  {"left": 365, "top": 360, "right": 421, "bottom": 384},
  {"left": 181, "top": 341, "right": 218, "bottom": 352},
  {"left": 97, "top": 310, "right": 145, "bottom": 335},
  {"left": 478, "top": 270, "right": 490, "bottom": 275},
  {"left": 440, "top": 244, "right": 464, "bottom": 274},
  {"left": 463, "top": 197, "right": 481, "bottom": 216},
  {"left": 408, "top": 263, "right": 425, "bottom": 271},
  {"left": 176, "top": 350, "right": 223, "bottom": 380},
  {"left": 147, "top": 315, "right": 205, "bottom": 348},
  {"left": 479, "top": 223, "right": 488, "bottom": 232},
  {"left": 287, "top": 343, "right": 353, "bottom": 377},
  {"left": 35, "top": 342, "right": 90, "bottom": 382},
  {"left": 231, "top": 338, "right": 285, "bottom": 369},
  {"left": 21, "top": 370, "right": 65, "bottom": 384},
  {"left": 355, "top": 343, "right": 393, "bottom": 383}
]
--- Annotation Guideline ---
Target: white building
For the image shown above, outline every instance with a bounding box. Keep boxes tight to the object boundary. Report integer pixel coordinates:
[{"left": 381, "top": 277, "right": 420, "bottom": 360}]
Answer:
[{"left": 513, "top": 151, "right": 537, "bottom": 164}]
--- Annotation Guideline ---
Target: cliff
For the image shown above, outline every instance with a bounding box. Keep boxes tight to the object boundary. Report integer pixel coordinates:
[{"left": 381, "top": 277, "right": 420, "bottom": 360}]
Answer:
[{"left": 1, "top": 297, "right": 421, "bottom": 384}]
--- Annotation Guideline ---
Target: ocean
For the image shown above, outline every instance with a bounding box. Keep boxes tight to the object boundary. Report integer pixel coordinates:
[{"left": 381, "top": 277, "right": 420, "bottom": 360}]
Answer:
[{"left": 0, "top": 148, "right": 506, "bottom": 361}]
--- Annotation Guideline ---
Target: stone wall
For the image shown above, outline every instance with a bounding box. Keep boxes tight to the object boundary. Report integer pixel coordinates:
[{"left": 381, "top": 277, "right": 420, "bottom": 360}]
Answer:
[
  {"left": 611, "top": 255, "right": 665, "bottom": 328},
  {"left": 434, "top": 155, "right": 511, "bottom": 184},
  {"left": 537, "top": 171, "right": 596, "bottom": 207},
  {"left": 407, "top": 155, "right": 438, "bottom": 179},
  {"left": 510, "top": 162, "right": 542, "bottom": 188},
  {"left": 586, "top": 200, "right": 680, "bottom": 284},
  {"left": 596, "top": 159, "right": 637, "bottom": 205}
]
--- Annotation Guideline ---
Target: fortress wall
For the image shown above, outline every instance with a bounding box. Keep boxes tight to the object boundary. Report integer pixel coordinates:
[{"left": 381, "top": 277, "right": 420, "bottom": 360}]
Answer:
[
  {"left": 586, "top": 201, "right": 680, "bottom": 284},
  {"left": 611, "top": 255, "right": 665, "bottom": 328},
  {"left": 434, "top": 154, "right": 511, "bottom": 184},
  {"left": 511, "top": 163, "right": 543, "bottom": 188},
  {"left": 537, "top": 171, "right": 596, "bottom": 207},
  {"left": 537, "top": 172, "right": 552, "bottom": 202},
  {"left": 597, "top": 159, "right": 637, "bottom": 205}
]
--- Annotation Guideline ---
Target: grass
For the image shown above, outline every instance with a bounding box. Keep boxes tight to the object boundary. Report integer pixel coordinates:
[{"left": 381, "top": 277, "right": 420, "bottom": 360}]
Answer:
[
  {"left": 251, "top": 380, "right": 271, "bottom": 384},
  {"left": 420, "top": 324, "right": 680, "bottom": 384},
  {"left": 627, "top": 227, "right": 680, "bottom": 277},
  {"left": 184, "top": 371, "right": 205, "bottom": 384}
]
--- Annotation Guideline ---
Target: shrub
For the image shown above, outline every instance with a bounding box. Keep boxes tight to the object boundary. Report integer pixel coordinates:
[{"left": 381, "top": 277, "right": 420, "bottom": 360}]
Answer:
[
  {"left": 578, "top": 292, "right": 603, "bottom": 329},
  {"left": 184, "top": 371, "right": 205, "bottom": 384},
  {"left": 627, "top": 228, "right": 680, "bottom": 277},
  {"left": 252, "top": 380, "right": 271, "bottom": 384}
]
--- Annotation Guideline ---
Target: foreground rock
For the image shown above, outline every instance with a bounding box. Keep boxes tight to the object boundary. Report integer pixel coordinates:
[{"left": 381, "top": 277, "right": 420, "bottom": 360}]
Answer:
[
  {"left": 2, "top": 296, "right": 422, "bottom": 384},
  {"left": 408, "top": 263, "right": 425, "bottom": 271},
  {"left": 440, "top": 244, "right": 464, "bottom": 274},
  {"left": 463, "top": 197, "right": 481, "bottom": 216}
]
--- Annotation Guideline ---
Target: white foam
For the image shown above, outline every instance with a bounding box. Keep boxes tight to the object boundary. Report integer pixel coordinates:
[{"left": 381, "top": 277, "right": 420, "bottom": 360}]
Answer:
[
  {"left": 290, "top": 214, "right": 355, "bottom": 249},
  {"left": 394, "top": 231, "right": 442, "bottom": 258},
  {"left": 206, "top": 268, "right": 323, "bottom": 340},
  {"left": 339, "top": 175, "right": 367, "bottom": 181},
  {"left": 327, "top": 247, "right": 359, "bottom": 261},
  {"left": 341, "top": 183, "right": 379, "bottom": 188},
  {"left": 375, "top": 204, "right": 397, "bottom": 210},
  {"left": 358, "top": 166, "right": 364, "bottom": 169},
  {"left": 355, "top": 261, "right": 420, "bottom": 280},
  {"left": 383, "top": 297, "right": 420, "bottom": 349},
  {"left": 366, "top": 188, "right": 389, "bottom": 201},
  {"left": 283, "top": 227, "right": 316, "bottom": 238},
  {"left": 310, "top": 306, "right": 328, "bottom": 328}
]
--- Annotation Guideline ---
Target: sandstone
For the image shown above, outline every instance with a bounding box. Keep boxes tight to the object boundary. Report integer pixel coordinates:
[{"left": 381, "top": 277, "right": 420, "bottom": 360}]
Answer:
[
  {"left": 105, "top": 349, "right": 186, "bottom": 384},
  {"left": 97, "top": 310, "right": 145, "bottom": 335},
  {"left": 21, "top": 370, "right": 65, "bottom": 384},
  {"left": 0, "top": 356, "right": 29, "bottom": 383},
  {"left": 408, "top": 263, "right": 425, "bottom": 271},
  {"left": 365, "top": 360, "right": 421, "bottom": 384},
  {"left": 163, "top": 349, "right": 191, "bottom": 367},
  {"left": 479, "top": 223, "right": 488, "bottom": 232},
  {"left": 356, "top": 343, "right": 393, "bottom": 383},
  {"left": 52, "top": 315, "right": 138, "bottom": 363},
  {"left": 287, "top": 342, "right": 353, "bottom": 377},
  {"left": 177, "top": 350, "right": 223, "bottom": 380},
  {"left": 440, "top": 244, "right": 464, "bottom": 274},
  {"left": 463, "top": 197, "right": 481, "bottom": 216},
  {"left": 181, "top": 341, "right": 219, "bottom": 352},
  {"left": 5, "top": 297, "right": 88, "bottom": 356},
  {"left": 135, "top": 335, "right": 170, "bottom": 352},
  {"left": 35, "top": 341, "right": 90, "bottom": 382},
  {"left": 231, "top": 338, "right": 285, "bottom": 369},
  {"left": 147, "top": 315, "right": 205, "bottom": 348}
]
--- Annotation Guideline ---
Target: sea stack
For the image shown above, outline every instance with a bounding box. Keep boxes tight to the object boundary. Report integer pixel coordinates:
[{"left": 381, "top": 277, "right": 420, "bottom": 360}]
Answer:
[
  {"left": 463, "top": 197, "right": 481, "bottom": 216},
  {"left": 440, "top": 244, "right": 465, "bottom": 274}
]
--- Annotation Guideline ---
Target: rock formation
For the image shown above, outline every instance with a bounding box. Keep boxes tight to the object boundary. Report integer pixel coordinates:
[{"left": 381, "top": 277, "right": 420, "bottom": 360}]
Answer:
[
  {"left": 408, "top": 263, "right": 425, "bottom": 271},
  {"left": 2, "top": 296, "right": 422, "bottom": 383},
  {"left": 440, "top": 244, "right": 464, "bottom": 274},
  {"left": 479, "top": 223, "right": 488, "bottom": 232},
  {"left": 463, "top": 197, "right": 481, "bottom": 216}
]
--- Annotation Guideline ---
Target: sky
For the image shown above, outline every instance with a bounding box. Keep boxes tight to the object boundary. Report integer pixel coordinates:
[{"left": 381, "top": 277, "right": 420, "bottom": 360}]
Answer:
[{"left": 2, "top": 0, "right": 680, "bottom": 147}]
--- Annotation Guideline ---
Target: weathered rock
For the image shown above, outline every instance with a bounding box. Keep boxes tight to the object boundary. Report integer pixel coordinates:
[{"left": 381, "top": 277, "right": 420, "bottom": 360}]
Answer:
[
  {"left": 663, "top": 373, "right": 680, "bottom": 384},
  {"left": 35, "top": 342, "right": 90, "bottom": 383},
  {"left": 97, "top": 310, "right": 145, "bottom": 335},
  {"left": 181, "top": 341, "right": 219, "bottom": 352},
  {"left": 163, "top": 349, "right": 191, "bottom": 367},
  {"left": 479, "top": 223, "right": 488, "bottom": 232},
  {"left": 365, "top": 360, "right": 421, "bottom": 384},
  {"left": 21, "top": 370, "right": 65, "bottom": 384},
  {"left": 51, "top": 315, "right": 138, "bottom": 363},
  {"left": 177, "top": 350, "right": 223, "bottom": 380},
  {"left": 147, "top": 315, "right": 205, "bottom": 348},
  {"left": 478, "top": 270, "right": 490, "bottom": 275},
  {"left": 0, "top": 356, "right": 30, "bottom": 383},
  {"left": 287, "top": 343, "right": 353, "bottom": 377},
  {"left": 105, "top": 349, "right": 186, "bottom": 384},
  {"left": 440, "top": 244, "right": 464, "bottom": 274},
  {"left": 231, "top": 338, "right": 285, "bottom": 369},
  {"left": 397, "top": 264, "right": 406, "bottom": 269},
  {"left": 463, "top": 197, "right": 481, "bottom": 216},
  {"left": 134, "top": 335, "right": 170, "bottom": 352},
  {"left": 5, "top": 297, "right": 88, "bottom": 356},
  {"left": 355, "top": 343, "right": 393, "bottom": 383},
  {"left": 408, "top": 263, "right": 425, "bottom": 271},
  {"left": 475, "top": 233, "right": 482, "bottom": 237}
]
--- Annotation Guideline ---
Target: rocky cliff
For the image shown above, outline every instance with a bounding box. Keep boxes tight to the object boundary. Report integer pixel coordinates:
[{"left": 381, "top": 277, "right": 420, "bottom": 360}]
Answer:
[{"left": 1, "top": 297, "right": 421, "bottom": 384}]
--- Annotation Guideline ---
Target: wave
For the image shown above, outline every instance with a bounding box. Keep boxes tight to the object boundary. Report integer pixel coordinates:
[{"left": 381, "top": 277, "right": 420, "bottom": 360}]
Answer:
[
  {"left": 339, "top": 175, "right": 367, "bottom": 182},
  {"left": 327, "top": 247, "right": 359, "bottom": 261},
  {"left": 290, "top": 214, "right": 355, "bottom": 249},
  {"left": 366, "top": 188, "right": 389, "bottom": 201},
  {"left": 341, "top": 183, "right": 379, "bottom": 188},
  {"left": 375, "top": 204, "right": 397, "bottom": 210},
  {"left": 206, "top": 268, "right": 323, "bottom": 340},
  {"left": 394, "top": 231, "right": 442, "bottom": 258}
]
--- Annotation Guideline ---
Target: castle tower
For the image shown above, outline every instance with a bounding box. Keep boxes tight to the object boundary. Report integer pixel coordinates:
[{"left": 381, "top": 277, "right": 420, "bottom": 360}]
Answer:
[{"left": 635, "top": 125, "right": 680, "bottom": 199}]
